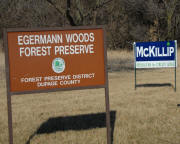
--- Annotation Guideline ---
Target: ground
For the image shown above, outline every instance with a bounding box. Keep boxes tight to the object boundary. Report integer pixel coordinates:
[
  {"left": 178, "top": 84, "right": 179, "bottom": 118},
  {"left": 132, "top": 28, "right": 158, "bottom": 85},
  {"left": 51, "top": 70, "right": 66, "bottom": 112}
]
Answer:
[{"left": 0, "top": 50, "right": 180, "bottom": 144}]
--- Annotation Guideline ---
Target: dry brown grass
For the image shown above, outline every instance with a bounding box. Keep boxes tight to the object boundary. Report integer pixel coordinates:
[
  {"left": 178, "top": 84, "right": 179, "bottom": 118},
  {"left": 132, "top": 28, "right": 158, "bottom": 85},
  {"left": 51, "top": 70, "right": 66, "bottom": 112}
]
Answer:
[
  {"left": 0, "top": 50, "right": 180, "bottom": 144},
  {"left": 107, "top": 50, "right": 134, "bottom": 72}
]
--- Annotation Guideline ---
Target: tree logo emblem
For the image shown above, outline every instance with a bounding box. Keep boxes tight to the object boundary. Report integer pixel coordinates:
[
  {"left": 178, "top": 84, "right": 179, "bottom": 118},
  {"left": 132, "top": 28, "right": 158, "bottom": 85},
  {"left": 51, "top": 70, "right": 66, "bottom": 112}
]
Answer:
[{"left": 52, "top": 58, "right": 65, "bottom": 73}]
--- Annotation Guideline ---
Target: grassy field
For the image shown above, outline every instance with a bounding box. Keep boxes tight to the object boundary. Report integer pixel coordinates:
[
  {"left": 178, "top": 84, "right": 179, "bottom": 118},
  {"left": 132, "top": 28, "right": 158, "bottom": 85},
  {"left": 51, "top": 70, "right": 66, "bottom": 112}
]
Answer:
[{"left": 0, "top": 50, "right": 180, "bottom": 144}]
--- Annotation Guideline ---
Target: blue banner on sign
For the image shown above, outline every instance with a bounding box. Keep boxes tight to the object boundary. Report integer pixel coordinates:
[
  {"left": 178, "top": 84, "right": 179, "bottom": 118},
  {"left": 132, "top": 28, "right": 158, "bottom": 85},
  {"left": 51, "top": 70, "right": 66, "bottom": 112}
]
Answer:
[{"left": 135, "top": 41, "right": 175, "bottom": 61}]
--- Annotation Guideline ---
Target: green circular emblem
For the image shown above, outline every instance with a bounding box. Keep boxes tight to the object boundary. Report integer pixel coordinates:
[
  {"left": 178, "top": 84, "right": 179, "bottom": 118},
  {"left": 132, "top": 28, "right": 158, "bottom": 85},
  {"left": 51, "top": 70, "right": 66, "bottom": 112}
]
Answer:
[{"left": 52, "top": 58, "right": 65, "bottom": 73}]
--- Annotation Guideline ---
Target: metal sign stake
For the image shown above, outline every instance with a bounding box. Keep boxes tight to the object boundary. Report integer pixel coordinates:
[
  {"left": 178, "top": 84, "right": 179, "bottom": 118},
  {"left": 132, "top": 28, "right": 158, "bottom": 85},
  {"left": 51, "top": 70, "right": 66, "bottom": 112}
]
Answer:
[
  {"left": 175, "top": 40, "right": 177, "bottom": 92},
  {"left": 133, "top": 42, "right": 136, "bottom": 90}
]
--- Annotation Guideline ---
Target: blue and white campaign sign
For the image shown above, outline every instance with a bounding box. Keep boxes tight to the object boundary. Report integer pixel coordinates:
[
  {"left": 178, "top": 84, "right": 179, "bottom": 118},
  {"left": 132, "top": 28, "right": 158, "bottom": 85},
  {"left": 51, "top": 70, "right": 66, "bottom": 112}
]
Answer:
[{"left": 134, "top": 41, "right": 177, "bottom": 68}]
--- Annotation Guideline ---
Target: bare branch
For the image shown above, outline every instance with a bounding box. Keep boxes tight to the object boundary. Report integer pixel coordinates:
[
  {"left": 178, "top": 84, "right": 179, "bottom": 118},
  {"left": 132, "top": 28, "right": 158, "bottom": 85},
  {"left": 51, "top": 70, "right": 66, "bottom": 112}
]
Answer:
[
  {"left": 84, "top": 0, "right": 113, "bottom": 18},
  {"left": 45, "top": 0, "right": 65, "bottom": 16}
]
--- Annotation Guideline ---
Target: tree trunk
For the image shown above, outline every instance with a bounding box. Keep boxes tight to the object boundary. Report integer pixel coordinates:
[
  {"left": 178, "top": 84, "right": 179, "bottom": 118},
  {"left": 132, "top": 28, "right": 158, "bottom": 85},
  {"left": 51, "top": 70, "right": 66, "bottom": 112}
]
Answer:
[{"left": 66, "top": 0, "right": 76, "bottom": 26}]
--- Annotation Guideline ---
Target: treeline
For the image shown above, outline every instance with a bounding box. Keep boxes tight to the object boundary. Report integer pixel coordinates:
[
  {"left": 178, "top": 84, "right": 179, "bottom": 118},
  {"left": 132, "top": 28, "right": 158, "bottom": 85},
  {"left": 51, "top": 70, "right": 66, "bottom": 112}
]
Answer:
[{"left": 0, "top": 0, "right": 180, "bottom": 50}]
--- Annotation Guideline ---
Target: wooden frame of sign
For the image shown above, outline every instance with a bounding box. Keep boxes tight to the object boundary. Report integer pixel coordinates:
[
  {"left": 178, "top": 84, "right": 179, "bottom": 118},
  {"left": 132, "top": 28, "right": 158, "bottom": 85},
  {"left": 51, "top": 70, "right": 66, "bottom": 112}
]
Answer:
[{"left": 4, "top": 26, "right": 111, "bottom": 144}]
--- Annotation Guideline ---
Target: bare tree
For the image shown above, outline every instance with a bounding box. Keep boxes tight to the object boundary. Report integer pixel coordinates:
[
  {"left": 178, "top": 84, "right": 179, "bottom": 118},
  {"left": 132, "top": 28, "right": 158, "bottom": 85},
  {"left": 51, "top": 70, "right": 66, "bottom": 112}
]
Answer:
[
  {"left": 1, "top": 0, "right": 180, "bottom": 51},
  {"left": 162, "top": 0, "right": 178, "bottom": 39}
]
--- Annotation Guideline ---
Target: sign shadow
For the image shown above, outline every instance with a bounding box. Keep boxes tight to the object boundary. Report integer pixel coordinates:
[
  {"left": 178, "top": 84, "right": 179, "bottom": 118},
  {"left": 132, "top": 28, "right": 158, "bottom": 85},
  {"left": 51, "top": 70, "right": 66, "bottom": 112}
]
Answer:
[
  {"left": 26, "top": 111, "right": 116, "bottom": 144},
  {"left": 136, "top": 83, "right": 173, "bottom": 88}
]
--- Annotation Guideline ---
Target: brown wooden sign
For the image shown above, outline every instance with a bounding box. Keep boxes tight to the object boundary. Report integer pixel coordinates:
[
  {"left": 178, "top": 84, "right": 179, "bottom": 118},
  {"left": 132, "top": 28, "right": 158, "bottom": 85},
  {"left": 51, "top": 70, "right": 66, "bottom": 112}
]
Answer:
[
  {"left": 6, "top": 27, "right": 106, "bottom": 93},
  {"left": 4, "top": 26, "right": 111, "bottom": 144}
]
